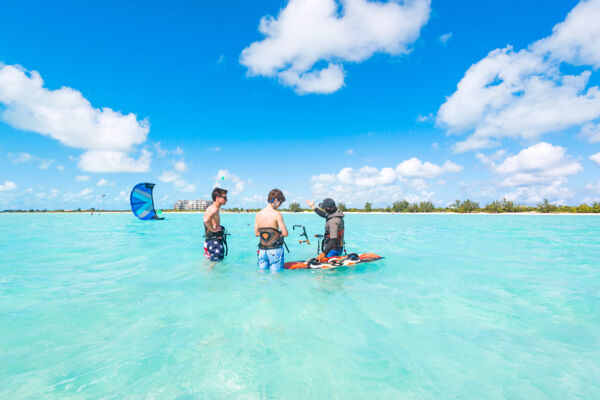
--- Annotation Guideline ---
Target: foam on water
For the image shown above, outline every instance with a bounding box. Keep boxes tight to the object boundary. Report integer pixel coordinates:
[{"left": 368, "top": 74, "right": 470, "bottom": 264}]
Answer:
[{"left": 1, "top": 213, "right": 599, "bottom": 399}]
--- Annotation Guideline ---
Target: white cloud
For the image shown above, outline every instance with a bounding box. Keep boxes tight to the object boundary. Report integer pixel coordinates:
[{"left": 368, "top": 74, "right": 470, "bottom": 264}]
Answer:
[
  {"left": 410, "top": 179, "right": 429, "bottom": 191},
  {"left": 153, "top": 142, "right": 169, "bottom": 158},
  {"left": 279, "top": 64, "right": 345, "bottom": 94},
  {"left": 590, "top": 152, "right": 600, "bottom": 165},
  {"left": 159, "top": 160, "right": 195, "bottom": 193},
  {"left": 585, "top": 181, "right": 600, "bottom": 192},
  {"left": 174, "top": 182, "right": 196, "bottom": 193},
  {"left": 0, "top": 64, "right": 151, "bottom": 172},
  {"left": 0, "top": 181, "right": 17, "bottom": 191},
  {"left": 173, "top": 160, "right": 187, "bottom": 173},
  {"left": 61, "top": 187, "right": 95, "bottom": 202},
  {"left": 56, "top": 165, "right": 64, "bottom": 171},
  {"left": 214, "top": 169, "right": 248, "bottom": 195},
  {"left": 345, "top": 148, "right": 354, "bottom": 155},
  {"left": 336, "top": 166, "right": 396, "bottom": 187},
  {"left": 38, "top": 159, "right": 55, "bottom": 170},
  {"left": 78, "top": 149, "right": 151, "bottom": 173},
  {"left": 154, "top": 142, "right": 184, "bottom": 158},
  {"left": 310, "top": 177, "right": 432, "bottom": 206},
  {"left": 579, "top": 122, "right": 600, "bottom": 143},
  {"left": 503, "top": 180, "right": 573, "bottom": 205},
  {"left": 475, "top": 149, "right": 506, "bottom": 168},
  {"left": 437, "top": 0, "right": 600, "bottom": 153},
  {"left": 439, "top": 32, "right": 452, "bottom": 44},
  {"left": 532, "top": 0, "right": 600, "bottom": 67},
  {"left": 8, "top": 152, "right": 55, "bottom": 170},
  {"left": 495, "top": 142, "right": 566, "bottom": 174},
  {"left": 309, "top": 157, "right": 462, "bottom": 206},
  {"left": 209, "top": 147, "right": 221, "bottom": 152},
  {"left": 492, "top": 142, "right": 582, "bottom": 203},
  {"left": 416, "top": 113, "right": 433, "bottom": 122},
  {"left": 114, "top": 190, "right": 129, "bottom": 202},
  {"left": 75, "top": 175, "right": 90, "bottom": 182},
  {"left": 240, "top": 0, "right": 431, "bottom": 94},
  {"left": 8, "top": 152, "right": 32, "bottom": 163},
  {"left": 242, "top": 194, "right": 264, "bottom": 206},
  {"left": 97, "top": 178, "right": 109, "bottom": 186},
  {"left": 159, "top": 171, "right": 179, "bottom": 183},
  {"left": 395, "top": 157, "right": 463, "bottom": 178}
]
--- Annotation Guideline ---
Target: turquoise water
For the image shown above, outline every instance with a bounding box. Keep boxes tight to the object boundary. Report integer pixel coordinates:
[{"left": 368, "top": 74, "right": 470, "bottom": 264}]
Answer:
[{"left": 1, "top": 213, "right": 599, "bottom": 399}]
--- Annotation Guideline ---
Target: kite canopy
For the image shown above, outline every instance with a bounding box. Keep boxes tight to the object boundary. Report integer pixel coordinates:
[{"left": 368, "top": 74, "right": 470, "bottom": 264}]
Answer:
[{"left": 130, "top": 183, "right": 164, "bottom": 220}]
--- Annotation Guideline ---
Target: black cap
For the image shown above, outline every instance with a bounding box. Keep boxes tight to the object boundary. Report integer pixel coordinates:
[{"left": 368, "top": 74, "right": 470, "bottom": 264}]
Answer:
[{"left": 319, "top": 198, "right": 336, "bottom": 208}]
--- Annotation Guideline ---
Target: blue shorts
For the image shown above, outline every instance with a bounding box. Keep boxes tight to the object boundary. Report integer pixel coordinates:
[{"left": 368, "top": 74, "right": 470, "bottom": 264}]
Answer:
[
  {"left": 204, "top": 239, "right": 225, "bottom": 261},
  {"left": 257, "top": 247, "right": 284, "bottom": 271},
  {"left": 326, "top": 249, "right": 343, "bottom": 258}
]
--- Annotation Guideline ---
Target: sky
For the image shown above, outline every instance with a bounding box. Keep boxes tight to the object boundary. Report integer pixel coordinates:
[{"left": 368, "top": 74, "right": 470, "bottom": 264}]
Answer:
[{"left": 1, "top": 0, "right": 600, "bottom": 210}]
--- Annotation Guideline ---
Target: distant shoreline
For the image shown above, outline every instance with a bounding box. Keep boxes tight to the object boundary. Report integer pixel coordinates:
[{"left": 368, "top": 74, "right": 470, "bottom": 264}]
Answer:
[{"left": 2, "top": 210, "right": 599, "bottom": 215}]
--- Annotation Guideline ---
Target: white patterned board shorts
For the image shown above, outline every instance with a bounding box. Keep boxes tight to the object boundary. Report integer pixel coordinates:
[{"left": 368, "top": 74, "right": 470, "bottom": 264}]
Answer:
[{"left": 257, "top": 247, "right": 284, "bottom": 271}]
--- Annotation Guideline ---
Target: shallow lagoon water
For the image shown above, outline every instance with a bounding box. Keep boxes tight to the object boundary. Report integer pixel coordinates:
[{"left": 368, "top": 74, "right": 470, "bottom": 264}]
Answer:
[{"left": 1, "top": 213, "right": 599, "bottom": 399}]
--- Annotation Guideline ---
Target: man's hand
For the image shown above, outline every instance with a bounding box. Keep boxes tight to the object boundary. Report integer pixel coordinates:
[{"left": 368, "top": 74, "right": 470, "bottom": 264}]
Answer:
[
  {"left": 317, "top": 252, "right": 327, "bottom": 263},
  {"left": 305, "top": 200, "right": 315, "bottom": 209}
]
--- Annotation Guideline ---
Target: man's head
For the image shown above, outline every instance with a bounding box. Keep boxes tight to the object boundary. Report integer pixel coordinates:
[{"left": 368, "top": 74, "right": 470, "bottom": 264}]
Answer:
[
  {"left": 212, "top": 187, "right": 228, "bottom": 205},
  {"left": 319, "top": 198, "right": 337, "bottom": 214},
  {"left": 268, "top": 188, "right": 286, "bottom": 209}
]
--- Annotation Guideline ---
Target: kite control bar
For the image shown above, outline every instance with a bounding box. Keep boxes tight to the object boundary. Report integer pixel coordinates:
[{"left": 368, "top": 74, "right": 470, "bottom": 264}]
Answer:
[
  {"left": 293, "top": 224, "right": 310, "bottom": 245},
  {"left": 314, "top": 234, "right": 324, "bottom": 254}
]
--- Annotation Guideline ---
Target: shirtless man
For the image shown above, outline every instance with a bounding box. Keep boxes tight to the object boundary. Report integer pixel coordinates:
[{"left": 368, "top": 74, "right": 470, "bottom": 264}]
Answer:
[
  {"left": 203, "top": 187, "right": 228, "bottom": 267},
  {"left": 255, "top": 188, "right": 288, "bottom": 271}
]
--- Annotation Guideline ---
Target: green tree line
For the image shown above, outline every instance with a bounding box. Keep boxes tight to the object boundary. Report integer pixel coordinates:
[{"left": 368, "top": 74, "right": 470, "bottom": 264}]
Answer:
[
  {"left": 273, "top": 198, "right": 600, "bottom": 213},
  {"left": 5, "top": 199, "right": 600, "bottom": 214}
]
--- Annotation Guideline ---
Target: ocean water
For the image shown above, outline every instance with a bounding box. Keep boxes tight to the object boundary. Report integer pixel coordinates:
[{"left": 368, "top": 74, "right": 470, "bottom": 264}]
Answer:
[{"left": 1, "top": 212, "right": 599, "bottom": 399}]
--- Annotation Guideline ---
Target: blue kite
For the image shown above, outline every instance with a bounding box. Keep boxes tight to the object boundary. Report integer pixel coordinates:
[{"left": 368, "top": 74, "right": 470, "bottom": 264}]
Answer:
[{"left": 130, "top": 183, "right": 164, "bottom": 220}]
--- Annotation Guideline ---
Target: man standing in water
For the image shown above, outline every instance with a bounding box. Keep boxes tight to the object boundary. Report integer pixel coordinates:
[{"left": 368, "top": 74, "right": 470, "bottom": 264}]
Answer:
[
  {"left": 306, "top": 198, "right": 345, "bottom": 263},
  {"left": 255, "top": 189, "right": 288, "bottom": 271},
  {"left": 203, "top": 187, "right": 228, "bottom": 268}
]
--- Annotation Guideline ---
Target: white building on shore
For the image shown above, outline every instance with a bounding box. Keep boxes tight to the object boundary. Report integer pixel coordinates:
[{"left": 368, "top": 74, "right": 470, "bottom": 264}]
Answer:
[{"left": 174, "top": 199, "right": 212, "bottom": 211}]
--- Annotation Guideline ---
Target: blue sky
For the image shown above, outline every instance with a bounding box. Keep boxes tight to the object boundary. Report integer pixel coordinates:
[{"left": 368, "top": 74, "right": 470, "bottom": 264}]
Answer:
[{"left": 1, "top": 0, "right": 600, "bottom": 210}]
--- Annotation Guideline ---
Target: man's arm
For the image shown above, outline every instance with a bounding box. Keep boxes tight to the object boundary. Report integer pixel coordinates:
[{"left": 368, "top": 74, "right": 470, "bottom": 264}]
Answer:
[
  {"left": 203, "top": 206, "right": 220, "bottom": 232},
  {"left": 305, "top": 199, "right": 327, "bottom": 218},
  {"left": 277, "top": 212, "right": 288, "bottom": 237},
  {"left": 254, "top": 214, "right": 260, "bottom": 236},
  {"left": 203, "top": 207, "right": 214, "bottom": 225},
  {"left": 313, "top": 207, "right": 327, "bottom": 218}
]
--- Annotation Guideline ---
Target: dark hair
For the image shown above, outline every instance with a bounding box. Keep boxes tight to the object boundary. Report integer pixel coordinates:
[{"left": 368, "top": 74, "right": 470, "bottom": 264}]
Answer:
[
  {"left": 212, "top": 187, "right": 228, "bottom": 201},
  {"left": 268, "top": 188, "right": 286, "bottom": 204}
]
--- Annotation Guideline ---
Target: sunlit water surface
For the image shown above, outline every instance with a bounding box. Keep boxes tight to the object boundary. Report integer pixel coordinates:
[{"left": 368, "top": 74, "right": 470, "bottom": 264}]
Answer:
[{"left": 1, "top": 213, "right": 599, "bottom": 399}]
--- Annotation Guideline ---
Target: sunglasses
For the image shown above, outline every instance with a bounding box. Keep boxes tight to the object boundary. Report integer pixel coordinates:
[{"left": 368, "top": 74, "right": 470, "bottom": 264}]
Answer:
[{"left": 219, "top": 195, "right": 228, "bottom": 200}]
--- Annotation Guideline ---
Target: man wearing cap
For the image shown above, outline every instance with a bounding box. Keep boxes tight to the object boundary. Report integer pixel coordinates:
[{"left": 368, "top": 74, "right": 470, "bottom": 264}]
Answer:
[{"left": 305, "top": 198, "right": 345, "bottom": 263}]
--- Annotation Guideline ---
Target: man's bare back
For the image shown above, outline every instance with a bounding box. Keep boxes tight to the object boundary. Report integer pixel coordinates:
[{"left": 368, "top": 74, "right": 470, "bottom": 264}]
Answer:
[{"left": 255, "top": 205, "right": 288, "bottom": 236}]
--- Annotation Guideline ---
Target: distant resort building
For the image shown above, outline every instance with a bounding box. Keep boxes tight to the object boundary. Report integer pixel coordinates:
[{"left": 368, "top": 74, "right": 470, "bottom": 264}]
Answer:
[{"left": 174, "top": 199, "right": 212, "bottom": 211}]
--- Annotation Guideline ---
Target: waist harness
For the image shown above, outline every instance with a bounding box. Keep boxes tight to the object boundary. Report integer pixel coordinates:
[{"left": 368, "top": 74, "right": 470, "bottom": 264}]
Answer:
[{"left": 258, "top": 227, "right": 289, "bottom": 252}]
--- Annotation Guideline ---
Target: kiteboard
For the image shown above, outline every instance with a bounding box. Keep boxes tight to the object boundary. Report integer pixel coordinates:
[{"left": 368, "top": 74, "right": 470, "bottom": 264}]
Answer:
[{"left": 284, "top": 253, "right": 383, "bottom": 270}]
